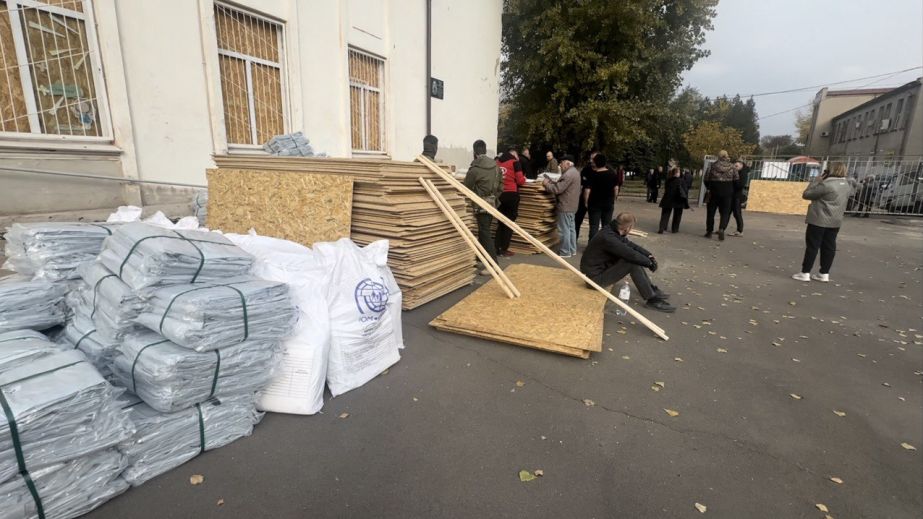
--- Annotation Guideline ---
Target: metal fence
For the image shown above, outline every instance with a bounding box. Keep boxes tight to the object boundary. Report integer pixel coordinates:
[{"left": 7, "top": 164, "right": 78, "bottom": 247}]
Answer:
[{"left": 736, "top": 155, "right": 923, "bottom": 217}]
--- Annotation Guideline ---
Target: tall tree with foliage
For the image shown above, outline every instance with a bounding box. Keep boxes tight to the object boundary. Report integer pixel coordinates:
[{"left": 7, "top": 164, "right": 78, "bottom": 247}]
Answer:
[
  {"left": 501, "top": 0, "right": 718, "bottom": 163},
  {"left": 683, "top": 121, "right": 756, "bottom": 168}
]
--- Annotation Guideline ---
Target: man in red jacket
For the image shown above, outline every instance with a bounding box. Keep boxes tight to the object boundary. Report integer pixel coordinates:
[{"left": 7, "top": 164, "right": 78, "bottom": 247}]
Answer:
[{"left": 495, "top": 149, "right": 527, "bottom": 257}]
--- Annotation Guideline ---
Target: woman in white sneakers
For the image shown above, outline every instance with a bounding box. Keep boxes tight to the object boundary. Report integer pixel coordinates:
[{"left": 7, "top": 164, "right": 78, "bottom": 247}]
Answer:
[{"left": 792, "top": 162, "right": 851, "bottom": 283}]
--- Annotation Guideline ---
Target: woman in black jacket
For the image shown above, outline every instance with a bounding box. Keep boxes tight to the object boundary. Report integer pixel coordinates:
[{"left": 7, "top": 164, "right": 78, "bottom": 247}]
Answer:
[{"left": 658, "top": 167, "right": 689, "bottom": 234}]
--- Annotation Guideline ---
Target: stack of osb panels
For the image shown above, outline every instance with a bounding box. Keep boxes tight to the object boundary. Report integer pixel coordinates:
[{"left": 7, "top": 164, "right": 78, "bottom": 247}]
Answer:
[
  {"left": 498, "top": 182, "right": 558, "bottom": 255},
  {"left": 213, "top": 156, "right": 475, "bottom": 309},
  {"left": 430, "top": 264, "right": 606, "bottom": 358}
]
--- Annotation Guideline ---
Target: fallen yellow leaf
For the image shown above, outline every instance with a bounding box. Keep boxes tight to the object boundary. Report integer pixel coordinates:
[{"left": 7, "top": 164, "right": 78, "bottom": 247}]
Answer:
[
  {"left": 816, "top": 503, "right": 829, "bottom": 512},
  {"left": 694, "top": 502, "right": 707, "bottom": 513},
  {"left": 716, "top": 348, "right": 728, "bottom": 353},
  {"left": 790, "top": 393, "right": 803, "bottom": 400},
  {"left": 833, "top": 410, "right": 846, "bottom": 417},
  {"left": 533, "top": 469, "right": 544, "bottom": 477},
  {"left": 901, "top": 442, "right": 916, "bottom": 451},
  {"left": 339, "top": 412, "right": 350, "bottom": 419},
  {"left": 583, "top": 399, "right": 595, "bottom": 407},
  {"left": 674, "top": 357, "right": 684, "bottom": 362},
  {"left": 518, "top": 470, "right": 536, "bottom": 482},
  {"left": 664, "top": 408, "right": 680, "bottom": 417},
  {"left": 515, "top": 380, "right": 525, "bottom": 387},
  {"left": 190, "top": 474, "right": 204, "bottom": 485},
  {"left": 829, "top": 476, "right": 843, "bottom": 484},
  {"left": 216, "top": 499, "right": 225, "bottom": 506}
]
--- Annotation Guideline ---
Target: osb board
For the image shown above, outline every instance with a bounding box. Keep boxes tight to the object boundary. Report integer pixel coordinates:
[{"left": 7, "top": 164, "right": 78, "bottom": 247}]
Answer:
[
  {"left": 207, "top": 168, "right": 353, "bottom": 246},
  {"left": 430, "top": 264, "right": 606, "bottom": 357},
  {"left": 747, "top": 180, "right": 810, "bottom": 215}
]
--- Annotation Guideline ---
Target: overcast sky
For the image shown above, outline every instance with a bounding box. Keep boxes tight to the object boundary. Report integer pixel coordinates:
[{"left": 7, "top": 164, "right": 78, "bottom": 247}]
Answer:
[{"left": 682, "top": 0, "right": 923, "bottom": 138}]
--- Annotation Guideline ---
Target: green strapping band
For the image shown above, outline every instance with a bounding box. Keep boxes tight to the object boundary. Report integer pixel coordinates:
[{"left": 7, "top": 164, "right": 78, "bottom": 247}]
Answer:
[
  {"left": 116, "top": 233, "right": 234, "bottom": 282},
  {"left": 158, "top": 282, "right": 250, "bottom": 342},
  {"left": 130, "top": 340, "right": 169, "bottom": 394},
  {"left": 195, "top": 403, "right": 206, "bottom": 454},
  {"left": 74, "top": 329, "right": 96, "bottom": 350},
  {"left": 90, "top": 274, "right": 117, "bottom": 319},
  {"left": 89, "top": 223, "right": 113, "bottom": 235},
  {"left": 0, "top": 391, "right": 45, "bottom": 519},
  {"left": 209, "top": 350, "right": 221, "bottom": 398},
  {"left": 0, "top": 359, "right": 85, "bottom": 519}
]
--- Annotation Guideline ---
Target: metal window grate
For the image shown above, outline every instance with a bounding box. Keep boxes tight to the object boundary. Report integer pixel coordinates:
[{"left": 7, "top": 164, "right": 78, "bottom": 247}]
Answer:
[
  {"left": 214, "top": 2, "right": 285, "bottom": 146},
  {"left": 0, "top": 0, "right": 104, "bottom": 136},
  {"left": 348, "top": 48, "right": 384, "bottom": 153}
]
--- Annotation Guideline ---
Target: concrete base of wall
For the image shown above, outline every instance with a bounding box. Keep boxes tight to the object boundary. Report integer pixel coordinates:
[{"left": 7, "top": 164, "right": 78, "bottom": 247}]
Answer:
[{"left": 0, "top": 202, "right": 196, "bottom": 230}]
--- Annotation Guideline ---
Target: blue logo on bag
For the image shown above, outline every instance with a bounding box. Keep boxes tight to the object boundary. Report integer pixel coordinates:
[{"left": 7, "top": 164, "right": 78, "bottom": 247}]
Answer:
[{"left": 355, "top": 278, "right": 389, "bottom": 317}]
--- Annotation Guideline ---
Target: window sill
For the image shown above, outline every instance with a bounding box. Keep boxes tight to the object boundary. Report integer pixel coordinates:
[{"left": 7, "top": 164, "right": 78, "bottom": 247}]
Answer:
[
  {"left": 0, "top": 137, "right": 121, "bottom": 156},
  {"left": 351, "top": 150, "right": 391, "bottom": 159}
]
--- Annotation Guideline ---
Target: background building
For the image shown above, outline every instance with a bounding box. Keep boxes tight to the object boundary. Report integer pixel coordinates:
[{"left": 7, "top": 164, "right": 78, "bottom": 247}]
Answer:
[
  {"left": 803, "top": 86, "right": 893, "bottom": 157},
  {"left": 0, "top": 0, "right": 503, "bottom": 218},
  {"left": 827, "top": 78, "right": 922, "bottom": 158}
]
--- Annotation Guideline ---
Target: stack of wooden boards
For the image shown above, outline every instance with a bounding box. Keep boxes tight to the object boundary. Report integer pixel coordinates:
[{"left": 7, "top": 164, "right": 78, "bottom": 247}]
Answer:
[
  {"left": 430, "top": 264, "right": 607, "bottom": 358},
  {"left": 497, "top": 181, "right": 558, "bottom": 254},
  {"left": 212, "top": 155, "right": 475, "bottom": 309}
]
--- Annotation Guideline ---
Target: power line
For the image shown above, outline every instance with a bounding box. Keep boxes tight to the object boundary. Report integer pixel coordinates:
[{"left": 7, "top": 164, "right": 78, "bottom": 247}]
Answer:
[
  {"left": 758, "top": 102, "right": 813, "bottom": 121},
  {"left": 743, "top": 66, "right": 922, "bottom": 98}
]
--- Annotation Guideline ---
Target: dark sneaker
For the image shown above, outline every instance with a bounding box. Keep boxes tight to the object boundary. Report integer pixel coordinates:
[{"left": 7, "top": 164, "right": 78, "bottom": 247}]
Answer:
[
  {"left": 651, "top": 286, "right": 670, "bottom": 299},
  {"left": 718, "top": 230, "right": 725, "bottom": 241},
  {"left": 704, "top": 232, "right": 712, "bottom": 238},
  {"left": 645, "top": 298, "right": 676, "bottom": 313},
  {"left": 657, "top": 229, "right": 664, "bottom": 234},
  {"left": 501, "top": 250, "right": 516, "bottom": 257}
]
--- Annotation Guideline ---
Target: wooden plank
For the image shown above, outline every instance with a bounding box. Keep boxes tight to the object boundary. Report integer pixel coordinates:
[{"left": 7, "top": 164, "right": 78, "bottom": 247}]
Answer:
[
  {"left": 430, "top": 264, "right": 606, "bottom": 357},
  {"left": 206, "top": 168, "right": 353, "bottom": 246}
]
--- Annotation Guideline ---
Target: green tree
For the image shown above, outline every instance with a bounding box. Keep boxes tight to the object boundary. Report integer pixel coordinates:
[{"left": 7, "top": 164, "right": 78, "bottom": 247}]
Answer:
[
  {"left": 501, "top": 0, "right": 718, "bottom": 160},
  {"left": 683, "top": 121, "right": 756, "bottom": 167},
  {"left": 794, "top": 108, "right": 812, "bottom": 145}
]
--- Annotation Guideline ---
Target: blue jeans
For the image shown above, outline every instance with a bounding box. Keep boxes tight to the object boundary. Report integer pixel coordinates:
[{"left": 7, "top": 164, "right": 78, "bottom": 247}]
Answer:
[{"left": 557, "top": 211, "right": 576, "bottom": 255}]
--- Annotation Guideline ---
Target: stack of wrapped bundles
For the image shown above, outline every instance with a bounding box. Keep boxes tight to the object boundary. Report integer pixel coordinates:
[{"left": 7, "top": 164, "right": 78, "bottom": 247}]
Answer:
[
  {"left": 0, "top": 330, "right": 60, "bottom": 375},
  {"left": 0, "top": 276, "right": 66, "bottom": 334},
  {"left": 0, "top": 350, "right": 133, "bottom": 518},
  {"left": 60, "top": 312, "right": 121, "bottom": 380},
  {"left": 118, "top": 394, "right": 261, "bottom": 486},
  {"left": 98, "top": 222, "right": 254, "bottom": 290},
  {"left": 3, "top": 222, "right": 117, "bottom": 281},
  {"left": 72, "top": 261, "right": 145, "bottom": 342}
]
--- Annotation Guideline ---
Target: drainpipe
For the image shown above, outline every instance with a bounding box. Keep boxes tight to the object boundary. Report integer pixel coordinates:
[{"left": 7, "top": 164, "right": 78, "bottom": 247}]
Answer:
[{"left": 425, "top": 0, "right": 432, "bottom": 135}]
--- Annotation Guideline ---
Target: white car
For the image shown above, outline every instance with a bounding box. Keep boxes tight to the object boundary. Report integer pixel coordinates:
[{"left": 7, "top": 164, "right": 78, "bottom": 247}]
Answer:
[{"left": 881, "top": 166, "right": 923, "bottom": 213}]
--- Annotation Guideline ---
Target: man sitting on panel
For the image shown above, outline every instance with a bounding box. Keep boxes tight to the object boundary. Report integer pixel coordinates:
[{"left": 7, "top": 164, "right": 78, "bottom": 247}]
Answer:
[{"left": 579, "top": 212, "right": 675, "bottom": 313}]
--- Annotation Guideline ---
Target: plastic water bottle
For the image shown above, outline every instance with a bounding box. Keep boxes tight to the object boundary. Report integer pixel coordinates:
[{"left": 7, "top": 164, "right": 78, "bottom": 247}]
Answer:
[{"left": 616, "top": 281, "right": 630, "bottom": 316}]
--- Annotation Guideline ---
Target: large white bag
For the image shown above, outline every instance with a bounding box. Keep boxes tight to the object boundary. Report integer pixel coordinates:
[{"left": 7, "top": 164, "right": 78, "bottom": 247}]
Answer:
[
  {"left": 315, "top": 238, "right": 402, "bottom": 397},
  {"left": 226, "top": 232, "right": 329, "bottom": 415}
]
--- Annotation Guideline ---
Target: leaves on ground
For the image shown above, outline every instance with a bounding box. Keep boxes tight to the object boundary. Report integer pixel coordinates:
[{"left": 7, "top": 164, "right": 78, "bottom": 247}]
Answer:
[
  {"left": 833, "top": 410, "right": 846, "bottom": 417},
  {"left": 518, "top": 470, "right": 536, "bottom": 482},
  {"left": 829, "top": 476, "right": 843, "bottom": 484},
  {"left": 664, "top": 408, "right": 680, "bottom": 417},
  {"left": 789, "top": 393, "right": 803, "bottom": 400},
  {"left": 901, "top": 442, "right": 916, "bottom": 451},
  {"left": 217, "top": 499, "right": 225, "bottom": 506},
  {"left": 674, "top": 357, "right": 684, "bottom": 362},
  {"left": 515, "top": 380, "right": 525, "bottom": 387},
  {"left": 716, "top": 348, "right": 728, "bottom": 353},
  {"left": 338, "top": 412, "right": 350, "bottom": 419},
  {"left": 189, "top": 474, "right": 204, "bottom": 485},
  {"left": 694, "top": 502, "right": 707, "bottom": 513},
  {"left": 583, "top": 399, "right": 595, "bottom": 407},
  {"left": 816, "top": 503, "right": 829, "bottom": 512},
  {"left": 651, "top": 381, "right": 665, "bottom": 392},
  {"left": 533, "top": 469, "right": 544, "bottom": 477}
]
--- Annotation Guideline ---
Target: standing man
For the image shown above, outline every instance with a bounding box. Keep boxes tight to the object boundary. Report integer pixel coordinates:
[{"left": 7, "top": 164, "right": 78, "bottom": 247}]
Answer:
[
  {"left": 464, "top": 139, "right": 503, "bottom": 270},
  {"left": 575, "top": 151, "right": 598, "bottom": 241},
  {"left": 730, "top": 160, "right": 749, "bottom": 236},
  {"left": 703, "top": 150, "right": 740, "bottom": 241},
  {"left": 545, "top": 151, "right": 560, "bottom": 174},
  {"left": 543, "top": 155, "right": 580, "bottom": 258},
  {"left": 645, "top": 169, "right": 655, "bottom": 202},
  {"left": 521, "top": 147, "right": 537, "bottom": 179},
  {"left": 648, "top": 166, "right": 663, "bottom": 203},
  {"left": 585, "top": 153, "right": 619, "bottom": 240},
  {"left": 495, "top": 150, "right": 527, "bottom": 257}
]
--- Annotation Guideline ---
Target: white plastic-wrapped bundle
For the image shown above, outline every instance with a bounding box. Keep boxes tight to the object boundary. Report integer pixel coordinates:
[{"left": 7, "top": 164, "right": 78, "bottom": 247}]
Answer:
[
  {"left": 0, "top": 350, "right": 134, "bottom": 484},
  {"left": 314, "top": 239, "right": 403, "bottom": 397},
  {"left": 119, "top": 394, "right": 260, "bottom": 486},
  {"left": 75, "top": 261, "right": 144, "bottom": 342},
  {"left": 98, "top": 223, "right": 254, "bottom": 290},
  {"left": 226, "top": 233, "right": 331, "bottom": 415},
  {"left": 191, "top": 190, "right": 208, "bottom": 227},
  {"left": 0, "top": 276, "right": 67, "bottom": 334},
  {"left": 135, "top": 277, "right": 296, "bottom": 352},
  {"left": 110, "top": 331, "right": 281, "bottom": 413},
  {"left": 0, "top": 449, "right": 128, "bottom": 519},
  {"left": 3, "top": 222, "right": 116, "bottom": 281},
  {"left": 0, "top": 330, "right": 59, "bottom": 375},
  {"left": 60, "top": 312, "right": 121, "bottom": 379}
]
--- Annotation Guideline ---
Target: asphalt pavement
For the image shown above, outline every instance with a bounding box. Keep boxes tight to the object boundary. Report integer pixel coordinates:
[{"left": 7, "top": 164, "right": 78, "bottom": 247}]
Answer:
[{"left": 86, "top": 200, "right": 923, "bottom": 519}]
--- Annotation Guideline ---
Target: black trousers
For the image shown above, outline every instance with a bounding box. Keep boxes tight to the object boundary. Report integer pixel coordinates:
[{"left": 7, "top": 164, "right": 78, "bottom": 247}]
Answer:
[
  {"left": 648, "top": 187, "right": 659, "bottom": 203},
  {"left": 575, "top": 197, "right": 587, "bottom": 240},
  {"left": 659, "top": 206, "right": 684, "bottom": 233},
  {"left": 731, "top": 194, "right": 744, "bottom": 232},
  {"left": 475, "top": 213, "right": 497, "bottom": 261},
  {"left": 495, "top": 192, "right": 520, "bottom": 253},
  {"left": 801, "top": 224, "right": 839, "bottom": 274},
  {"left": 706, "top": 194, "right": 733, "bottom": 233},
  {"left": 588, "top": 260, "right": 655, "bottom": 300},
  {"left": 587, "top": 205, "right": 614, "bottom": 241}
]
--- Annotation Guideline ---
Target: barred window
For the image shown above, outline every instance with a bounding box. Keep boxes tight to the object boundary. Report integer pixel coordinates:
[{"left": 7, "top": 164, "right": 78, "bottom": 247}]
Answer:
[
  {"left": 0, "top": 0, "right": 106, "bottom": 136},
  {"left": 348, "top": 48, "right": 385, "bottom": 153},
  {"left": 214, "top": 2, "right": 285, "bottom": 146}
]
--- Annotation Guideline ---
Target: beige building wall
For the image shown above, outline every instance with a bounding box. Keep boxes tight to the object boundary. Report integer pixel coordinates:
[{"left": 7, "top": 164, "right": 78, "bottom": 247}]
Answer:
[
  {"left": 805, "top": 88, "right": 888, "bottom": 157},
  {"left": 828, "top": 80, "right": 922, "bottom": 158}
]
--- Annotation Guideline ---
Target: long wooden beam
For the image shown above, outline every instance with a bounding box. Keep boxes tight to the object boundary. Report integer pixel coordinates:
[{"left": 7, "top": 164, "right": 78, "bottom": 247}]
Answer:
[{"left": 416, "top": 154, "right": 668, "bottom": 341}]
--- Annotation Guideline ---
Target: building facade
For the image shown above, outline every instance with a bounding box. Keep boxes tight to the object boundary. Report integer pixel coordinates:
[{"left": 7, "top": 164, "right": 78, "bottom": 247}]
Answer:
[
  {"left": 827, "top": 79, "right": 922, "bottom": 158},
  {"left": 0, "top": 0, "right": 503, "bottom": 216},
  {"left": 804, "top": 86, "right": 893, "bottom": 157}
]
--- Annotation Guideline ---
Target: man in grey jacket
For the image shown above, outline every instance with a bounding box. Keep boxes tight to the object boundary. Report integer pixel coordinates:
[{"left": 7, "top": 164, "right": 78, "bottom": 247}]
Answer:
[
  {"left": 464, "top": 139, "right": 502, "bottom": 267},
  {"left": 543, "top": 155, "right": 580, "bottom": 257},
  {"left": 793, "top": 162, "right": 851, "bottom": 283}
]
